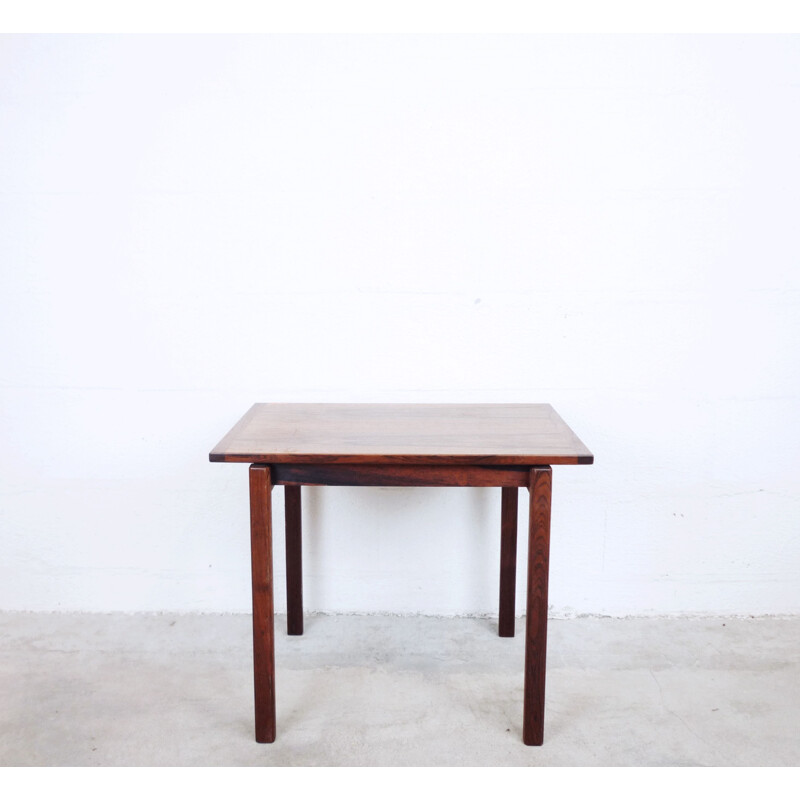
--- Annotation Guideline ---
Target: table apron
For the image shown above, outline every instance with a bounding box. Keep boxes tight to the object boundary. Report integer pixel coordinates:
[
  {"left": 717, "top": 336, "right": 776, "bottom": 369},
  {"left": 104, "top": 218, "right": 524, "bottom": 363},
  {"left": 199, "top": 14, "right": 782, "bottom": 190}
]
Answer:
[{"left": 270, "top": 463, "right": 533, "bottom": 488}]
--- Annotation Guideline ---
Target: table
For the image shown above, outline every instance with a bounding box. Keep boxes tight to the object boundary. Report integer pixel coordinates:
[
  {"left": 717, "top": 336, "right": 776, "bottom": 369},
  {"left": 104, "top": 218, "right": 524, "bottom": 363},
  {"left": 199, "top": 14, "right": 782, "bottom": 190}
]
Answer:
[{"left": 209, "top": 403, "right": 593, "bottom": 745}]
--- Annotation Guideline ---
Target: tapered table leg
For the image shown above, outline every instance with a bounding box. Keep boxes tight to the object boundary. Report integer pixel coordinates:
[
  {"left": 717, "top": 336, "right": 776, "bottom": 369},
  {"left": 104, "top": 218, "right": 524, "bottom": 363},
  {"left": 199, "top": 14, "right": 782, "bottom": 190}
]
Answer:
[
  {"left": 284, "top": 485, "right": 303, "bottom": 636},
  {"left": 249, "top": 464, "right": 276, "bottom": 743},
  {"left": 523, "top": 466, "right": 552, "bottom": 746},
  {"left": 499, "top": 487, "right": 518, "bottom": 637}
]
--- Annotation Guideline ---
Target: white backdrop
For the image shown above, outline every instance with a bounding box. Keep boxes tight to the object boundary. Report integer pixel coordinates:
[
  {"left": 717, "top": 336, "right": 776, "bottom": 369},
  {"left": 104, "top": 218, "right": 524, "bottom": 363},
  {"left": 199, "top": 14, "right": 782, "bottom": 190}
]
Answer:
[{"left": 2, "top": 34, "right": 798, "bottom": 616}]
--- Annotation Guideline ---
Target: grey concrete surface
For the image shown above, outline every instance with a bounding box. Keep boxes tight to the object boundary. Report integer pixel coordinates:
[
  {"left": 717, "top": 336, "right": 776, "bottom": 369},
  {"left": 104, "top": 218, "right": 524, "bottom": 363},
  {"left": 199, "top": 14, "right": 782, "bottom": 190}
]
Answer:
[{"left": 0, "top": 612, "right": 797, "bottom": 766}]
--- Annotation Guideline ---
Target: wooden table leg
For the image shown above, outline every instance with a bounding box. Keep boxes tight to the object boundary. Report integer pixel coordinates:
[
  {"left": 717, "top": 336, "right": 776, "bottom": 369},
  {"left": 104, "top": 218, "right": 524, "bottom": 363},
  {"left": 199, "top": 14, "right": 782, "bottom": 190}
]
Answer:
[
  {"left": 499, "top": 487, "right": 518, "bottom": 637},
  {"left": 523, "top": 466, "right": 552, "bottom": 746},
  {"left": 284, "top": 485, "right": 303, "bottom": 636},
  {"left": 249, "top": 464, "right": 276, "bottom": 743}
]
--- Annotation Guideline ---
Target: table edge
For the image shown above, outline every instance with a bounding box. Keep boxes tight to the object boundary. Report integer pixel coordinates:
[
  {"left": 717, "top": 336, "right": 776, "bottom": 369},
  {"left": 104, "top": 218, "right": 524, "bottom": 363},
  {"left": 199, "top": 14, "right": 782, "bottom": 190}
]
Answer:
[{"left": 208, "top": 452, "right": 594, "bottom": 465}]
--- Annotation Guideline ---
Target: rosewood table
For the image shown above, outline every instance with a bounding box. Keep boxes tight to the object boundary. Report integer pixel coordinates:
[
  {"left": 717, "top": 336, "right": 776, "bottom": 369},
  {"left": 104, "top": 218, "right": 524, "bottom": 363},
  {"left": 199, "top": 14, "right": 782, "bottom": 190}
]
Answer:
[{"left": 209, "top": 403, "right": 593, "bottom": 745}]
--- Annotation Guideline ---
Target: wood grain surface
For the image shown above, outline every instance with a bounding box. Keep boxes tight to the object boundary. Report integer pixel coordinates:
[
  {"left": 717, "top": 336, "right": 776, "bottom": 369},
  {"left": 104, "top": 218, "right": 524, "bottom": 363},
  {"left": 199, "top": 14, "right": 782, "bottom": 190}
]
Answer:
[{"left": 210, "top": 403, "right": 593, "bottom": 466}]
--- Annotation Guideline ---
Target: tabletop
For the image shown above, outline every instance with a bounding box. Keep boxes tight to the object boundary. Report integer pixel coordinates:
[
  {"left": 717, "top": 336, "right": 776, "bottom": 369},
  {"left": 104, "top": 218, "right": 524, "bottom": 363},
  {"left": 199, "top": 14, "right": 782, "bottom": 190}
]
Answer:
[{"left": 209, "top": 403, "right": 593, "bottom": 466}]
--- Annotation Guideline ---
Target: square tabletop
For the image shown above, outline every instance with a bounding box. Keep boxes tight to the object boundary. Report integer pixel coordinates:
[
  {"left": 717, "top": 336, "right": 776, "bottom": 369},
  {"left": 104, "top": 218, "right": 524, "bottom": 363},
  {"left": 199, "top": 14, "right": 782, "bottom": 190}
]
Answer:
[{"left": 209, "top": 403, "right": 593, "bottom": 466}]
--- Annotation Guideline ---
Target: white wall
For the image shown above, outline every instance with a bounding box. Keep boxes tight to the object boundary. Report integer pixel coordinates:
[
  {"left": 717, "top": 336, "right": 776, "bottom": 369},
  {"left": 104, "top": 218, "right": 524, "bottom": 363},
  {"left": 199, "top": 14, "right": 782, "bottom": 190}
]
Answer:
[{"left": 2, "top": 34, "right": 799, "bottom": 616}]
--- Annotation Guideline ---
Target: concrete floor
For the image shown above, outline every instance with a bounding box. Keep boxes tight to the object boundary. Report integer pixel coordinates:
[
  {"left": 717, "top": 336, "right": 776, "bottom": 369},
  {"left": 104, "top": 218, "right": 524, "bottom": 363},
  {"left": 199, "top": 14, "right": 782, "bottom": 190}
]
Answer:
[{"left": 0, "top": 612, "right": 798, "bottom": 766}]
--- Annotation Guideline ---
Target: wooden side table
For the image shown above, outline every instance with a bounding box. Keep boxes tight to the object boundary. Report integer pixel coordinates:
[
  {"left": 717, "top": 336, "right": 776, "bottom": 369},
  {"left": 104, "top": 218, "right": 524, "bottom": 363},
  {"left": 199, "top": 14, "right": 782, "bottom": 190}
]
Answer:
[{"left": 210, "top": 403, "right": 593, "bottom": 745}]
